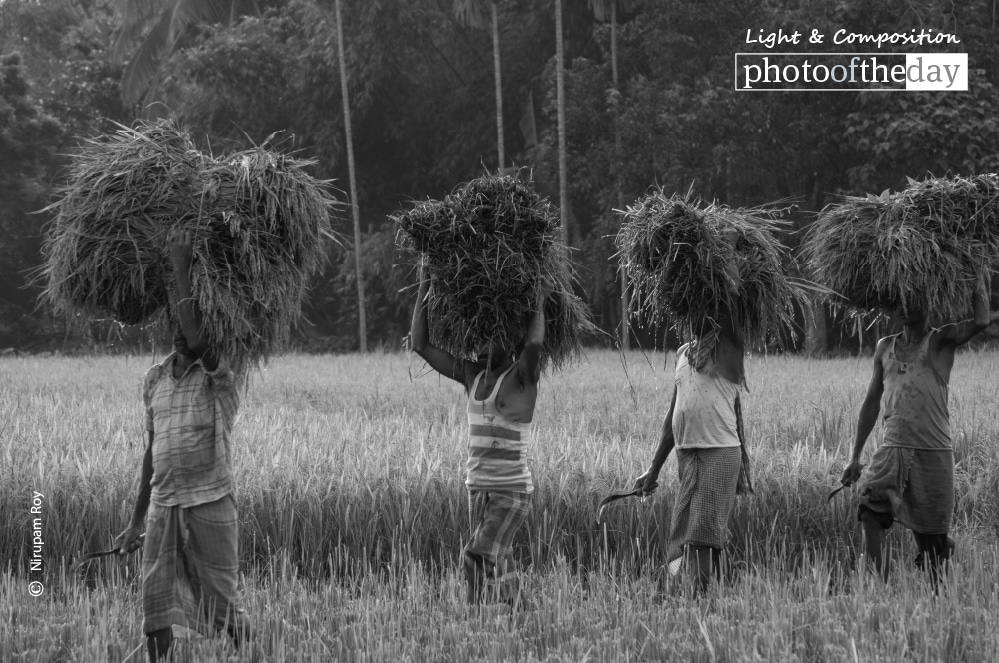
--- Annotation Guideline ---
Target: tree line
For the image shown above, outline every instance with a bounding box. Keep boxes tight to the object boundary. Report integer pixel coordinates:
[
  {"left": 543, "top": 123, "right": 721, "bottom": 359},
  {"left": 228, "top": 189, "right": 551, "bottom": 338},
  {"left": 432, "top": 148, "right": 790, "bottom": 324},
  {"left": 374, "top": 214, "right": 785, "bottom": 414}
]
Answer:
[{"left": 2, "top": 0, "right": 998, "bottom": 354}]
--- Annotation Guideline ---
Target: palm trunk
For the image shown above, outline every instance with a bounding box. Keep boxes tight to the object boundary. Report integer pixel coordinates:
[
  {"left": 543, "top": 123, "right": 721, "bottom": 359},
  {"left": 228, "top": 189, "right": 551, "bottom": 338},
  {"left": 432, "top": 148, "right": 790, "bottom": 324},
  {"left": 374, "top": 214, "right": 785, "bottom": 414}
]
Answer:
[
  {"left": 491, "top": 1, "right": 504, "bottom": 170},
  {"left": 336, "top": 0, "right": 367, "bottom": 352},
  {"left": 611, "top": 0, "right": 628, "bottom": 349},
  {"left": 555, "top": 0, "right": 569, "bottom": 254}
]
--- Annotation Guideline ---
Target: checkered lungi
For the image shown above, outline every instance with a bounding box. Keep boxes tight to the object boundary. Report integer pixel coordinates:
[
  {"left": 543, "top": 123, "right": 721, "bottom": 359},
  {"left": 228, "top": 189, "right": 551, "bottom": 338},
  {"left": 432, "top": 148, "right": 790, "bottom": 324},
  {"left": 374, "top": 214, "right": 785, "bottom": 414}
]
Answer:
[
  {"left": 463, "top": 490, "right": 532, "bottom": 600},
  {"left": 666, "top": 447, "right": 742, "bottom": 569},
  {"left": 858, "top": 446, "right": 954, "bottom": 535},
  {"left": 141, "top": 495, "right": 249, "bottom": 635}
]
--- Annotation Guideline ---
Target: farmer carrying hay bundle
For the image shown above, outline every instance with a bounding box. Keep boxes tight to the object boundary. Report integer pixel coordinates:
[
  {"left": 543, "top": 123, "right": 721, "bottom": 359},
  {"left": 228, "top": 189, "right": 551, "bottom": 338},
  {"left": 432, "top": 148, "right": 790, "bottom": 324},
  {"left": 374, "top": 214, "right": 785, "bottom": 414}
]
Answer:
[
  {"left": 114, "top": 229, "right": 252, "bottom": 661},
  {"left": 804, "top": 177, "right": 999, "bottom": 588},
  {"left": 619, "top": 191, "right": 805, "bottom": 593},
  {"left": 398, "top": 174, "right": 593, "bottom": 609},
  {"left": 40, "top": 119, "right": 336, "bottom": 659}
]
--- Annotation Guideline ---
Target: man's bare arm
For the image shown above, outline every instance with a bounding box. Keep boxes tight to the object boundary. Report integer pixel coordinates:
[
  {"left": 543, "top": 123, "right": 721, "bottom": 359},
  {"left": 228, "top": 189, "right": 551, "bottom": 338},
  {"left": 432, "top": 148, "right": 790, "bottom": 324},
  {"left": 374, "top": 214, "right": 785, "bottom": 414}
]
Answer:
[
  {"left": 734, "top": 393, "right": 746, "bottom": 447},
  {"left": 518, "top": 286, "right": 548, "bottom": 386},
  {"left": 734, "top": 394, "right": 752, "bottom": 492},
  {"left": 711, "top": 239, "right": 747, "bottom": 385},
  {"left": 409, "top": 269, "right": 466, "bottom": 385},
  {"left": 717, "top": 300, "right": 744, "bottom": 349},
  {"left": 842, "top": 340, "right": 886, "bottom": 485},
  {"left": 717, "top": 260, "right": 745, "bottom": 349},
  {"left": 114, "top": 432, "right": 153, "bottom": 554},
  {"left": 939, "top": 272, "right": 991, "bottom": 348},
  {"left": 713, "top": 296, "right": 745, "bottom": 386},
  {"left": 716, "top": 230, "right": 746, "bottom": 350},
  {"left": 168, "top": 227, "right": 218, "bottom": 371},
  {"left": 634, "top": 387, "right": 678, "bottom": 495}
]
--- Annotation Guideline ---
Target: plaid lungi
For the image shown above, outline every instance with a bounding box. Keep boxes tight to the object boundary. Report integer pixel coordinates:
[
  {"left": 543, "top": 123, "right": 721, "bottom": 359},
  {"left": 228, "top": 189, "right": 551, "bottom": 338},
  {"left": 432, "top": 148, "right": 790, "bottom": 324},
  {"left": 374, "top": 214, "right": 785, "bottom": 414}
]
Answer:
[
  {"left": 465, "top": 490, "right": 531, "bottom": 563},
  {"left": 141, "top": 495, "right": 249, "bottom": 635},
  {"left": 858, "top": 446, "right": 954, "bottom": 535},
  {"left": 463, "top": 490, "right": 531, "bottom": 601},
  {"left": 666, "top": 447, "right": 742, "bottom": 569}
]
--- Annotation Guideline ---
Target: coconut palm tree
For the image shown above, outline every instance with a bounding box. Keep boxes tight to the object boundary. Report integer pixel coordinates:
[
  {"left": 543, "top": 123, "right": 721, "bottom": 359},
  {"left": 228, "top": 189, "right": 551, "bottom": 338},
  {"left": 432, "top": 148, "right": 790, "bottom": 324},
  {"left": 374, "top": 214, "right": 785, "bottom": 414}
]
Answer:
[
  {"left": 588, "top": 0, "right": 633, "bottom": 347},
  {"left": 554, "top": 0, "right": 568, "bottom": 254},
  {"left": 335, "top": 0, "right": 366, "bottom": 352},
  {"left": 453, "top": 0, "right": 505, "bottom": 170}
]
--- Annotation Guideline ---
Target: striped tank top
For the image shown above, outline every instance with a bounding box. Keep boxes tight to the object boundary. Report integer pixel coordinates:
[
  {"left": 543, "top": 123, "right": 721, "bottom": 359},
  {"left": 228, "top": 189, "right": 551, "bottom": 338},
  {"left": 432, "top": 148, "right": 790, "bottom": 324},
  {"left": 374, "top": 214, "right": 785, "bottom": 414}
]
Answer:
[{"left": 466, "top": 364, "right": 534, "bottom": 494}]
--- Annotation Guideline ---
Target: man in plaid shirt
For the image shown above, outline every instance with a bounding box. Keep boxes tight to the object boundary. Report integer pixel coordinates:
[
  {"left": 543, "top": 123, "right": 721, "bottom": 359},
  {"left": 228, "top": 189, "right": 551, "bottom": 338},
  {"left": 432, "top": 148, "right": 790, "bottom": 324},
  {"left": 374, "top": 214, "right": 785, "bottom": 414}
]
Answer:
[{"left": 114, "top": 227, "right": 250, "bottom": 661}]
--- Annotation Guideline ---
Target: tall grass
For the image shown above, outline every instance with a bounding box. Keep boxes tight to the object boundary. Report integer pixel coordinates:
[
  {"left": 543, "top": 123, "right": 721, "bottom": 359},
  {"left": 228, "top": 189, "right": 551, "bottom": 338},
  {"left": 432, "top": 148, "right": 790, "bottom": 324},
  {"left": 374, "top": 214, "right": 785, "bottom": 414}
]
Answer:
[
  {"left": 3, "top": 349, "right": 999, "bottom": 660},
  {"left": 6, "top": 542, "right": 999, "bottom": 661}
]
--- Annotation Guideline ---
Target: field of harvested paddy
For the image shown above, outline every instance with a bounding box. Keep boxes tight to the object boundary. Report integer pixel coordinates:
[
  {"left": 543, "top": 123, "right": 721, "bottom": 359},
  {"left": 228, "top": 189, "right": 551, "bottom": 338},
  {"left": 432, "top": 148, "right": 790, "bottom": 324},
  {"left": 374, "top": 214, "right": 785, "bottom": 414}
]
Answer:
[{"left": 3, "top": 349, "right": 998, "bottom": 661}]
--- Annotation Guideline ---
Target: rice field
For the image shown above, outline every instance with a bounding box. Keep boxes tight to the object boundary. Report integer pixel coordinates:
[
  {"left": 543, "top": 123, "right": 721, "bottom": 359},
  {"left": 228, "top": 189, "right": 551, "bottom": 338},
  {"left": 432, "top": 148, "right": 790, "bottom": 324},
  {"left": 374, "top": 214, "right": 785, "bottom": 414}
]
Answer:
[{"left": 3, "top": 348, "right": 999, "bottom": 662}]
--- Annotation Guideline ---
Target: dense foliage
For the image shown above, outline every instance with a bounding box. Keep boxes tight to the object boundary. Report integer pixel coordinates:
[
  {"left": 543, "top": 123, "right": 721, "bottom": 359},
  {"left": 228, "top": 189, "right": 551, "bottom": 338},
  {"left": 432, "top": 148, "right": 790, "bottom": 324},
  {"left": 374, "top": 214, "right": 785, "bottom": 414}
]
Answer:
[{"left": 2, "top": 0, "right": 998, "bottom": 351}]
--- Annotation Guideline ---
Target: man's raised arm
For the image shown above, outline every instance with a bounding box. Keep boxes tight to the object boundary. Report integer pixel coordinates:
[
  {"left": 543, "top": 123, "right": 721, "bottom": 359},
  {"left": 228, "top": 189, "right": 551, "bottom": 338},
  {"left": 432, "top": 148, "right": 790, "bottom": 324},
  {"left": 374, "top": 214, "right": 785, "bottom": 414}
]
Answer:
[
  {"left": 940, "top": 271, "right": 992, "bottom": 348},
  {"left": 518, "top": 284, "right": 548, "bottom": 386},
  {"left": 410, "top": 267, "right": 466, "bottom": 385},
  {"left": 168, "top": 227, "right": 219, "bottom": 371}
]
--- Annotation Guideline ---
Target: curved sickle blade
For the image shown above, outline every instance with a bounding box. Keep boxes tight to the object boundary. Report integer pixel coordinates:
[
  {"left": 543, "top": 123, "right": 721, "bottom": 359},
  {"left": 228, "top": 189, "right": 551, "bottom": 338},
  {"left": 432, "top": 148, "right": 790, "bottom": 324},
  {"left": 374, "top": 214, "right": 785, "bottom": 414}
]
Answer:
[
  {"left": 826, "top": 484, "right": 847, "bottom": 504},
  {"left": 70, "top": 534, "right": 145, "bottom": 571},
  {"left": 597, "top": 489, "right": 643, "bottom": 523}
]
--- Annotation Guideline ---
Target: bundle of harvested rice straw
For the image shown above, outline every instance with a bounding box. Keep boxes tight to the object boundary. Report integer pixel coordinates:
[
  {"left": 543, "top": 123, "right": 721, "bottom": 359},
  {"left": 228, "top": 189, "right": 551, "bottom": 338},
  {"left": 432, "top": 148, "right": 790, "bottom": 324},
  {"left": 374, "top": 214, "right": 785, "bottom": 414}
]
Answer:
[
  {"left": 41, "top": 119, "right": 340, "bottom": 365},
  {"left": 802, "top": 174, "right": 999, "bottom": 322},
  {"left": 616, "top": 189, "right": 805, "bottom": 348},
  {"left": 394, "top": 174, "right": 595, "bottom": 369}
]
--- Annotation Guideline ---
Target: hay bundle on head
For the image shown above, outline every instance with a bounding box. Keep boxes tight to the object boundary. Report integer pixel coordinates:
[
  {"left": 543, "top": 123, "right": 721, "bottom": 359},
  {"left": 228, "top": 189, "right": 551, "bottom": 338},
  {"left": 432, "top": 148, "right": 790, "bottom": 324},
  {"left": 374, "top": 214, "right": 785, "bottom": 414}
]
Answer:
[
  {"left": 42, "top": 121, "right": 206, "bottom": 325},
  {"left": 616, "top": 189, "right": 803, "bottom": 348},
  {"left": 41, "top": 119, "right": 341, "bottom": 365},
  {"left": 187, "top": 147, "right": 340, "bottom": 363},
  {"left": 802, "top": 174, "right": 999, "bottom": 323},
  {"left": 394, "top": 174, "right": 595, "bottom": 370}
]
